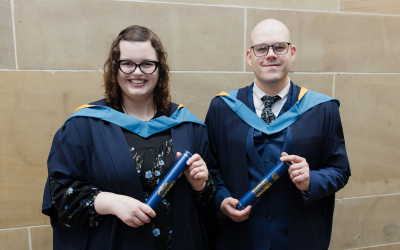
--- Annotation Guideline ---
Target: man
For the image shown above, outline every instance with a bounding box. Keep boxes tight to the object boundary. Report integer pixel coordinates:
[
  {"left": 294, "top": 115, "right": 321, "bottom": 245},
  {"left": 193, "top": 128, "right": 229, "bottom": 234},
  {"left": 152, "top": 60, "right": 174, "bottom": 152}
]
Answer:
[{"left": 205, "top": 19, "right": 351, "bottom": 250}]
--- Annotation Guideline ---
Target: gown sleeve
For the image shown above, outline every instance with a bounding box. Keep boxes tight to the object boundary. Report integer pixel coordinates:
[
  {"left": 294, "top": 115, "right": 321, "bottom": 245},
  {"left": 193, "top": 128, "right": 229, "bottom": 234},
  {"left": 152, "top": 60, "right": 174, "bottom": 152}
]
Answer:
[
  {"left": 306, "top": 101, "right": 351, "bottom": 204},
  {"left": 43, "top": 117, "right": 105, "bottom": 228},
  {"left": 192, "top": 174, "right": 217, "bottom": 207},
  {"left": 49, "top": 178, "right": 103, "bottom": 228}
]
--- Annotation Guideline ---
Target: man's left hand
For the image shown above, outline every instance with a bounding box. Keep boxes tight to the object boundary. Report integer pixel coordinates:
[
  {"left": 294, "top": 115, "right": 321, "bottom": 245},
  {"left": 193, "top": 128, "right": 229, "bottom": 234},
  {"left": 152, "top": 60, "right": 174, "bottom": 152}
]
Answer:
[{"left": 280, "top": 152, "right": 310, "bottom": 191}]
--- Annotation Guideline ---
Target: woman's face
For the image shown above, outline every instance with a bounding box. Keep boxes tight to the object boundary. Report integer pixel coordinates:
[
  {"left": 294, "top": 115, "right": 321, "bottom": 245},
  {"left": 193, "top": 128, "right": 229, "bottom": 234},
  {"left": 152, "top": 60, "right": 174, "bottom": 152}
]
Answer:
[{"left": 117, "top": 40, "right": 159, "bottom": 104}]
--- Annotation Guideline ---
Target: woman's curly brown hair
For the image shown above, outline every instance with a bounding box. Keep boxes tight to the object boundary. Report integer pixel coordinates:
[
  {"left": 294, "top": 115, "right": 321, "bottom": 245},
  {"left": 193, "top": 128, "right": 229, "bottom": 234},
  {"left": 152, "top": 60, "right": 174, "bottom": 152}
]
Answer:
[{"left": 103, "top": 25, "right": 170, "bottom": 114}]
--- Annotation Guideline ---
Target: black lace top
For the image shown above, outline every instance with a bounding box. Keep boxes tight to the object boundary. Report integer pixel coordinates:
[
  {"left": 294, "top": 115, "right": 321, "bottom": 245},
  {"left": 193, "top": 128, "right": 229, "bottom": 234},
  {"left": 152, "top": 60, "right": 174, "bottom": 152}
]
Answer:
[
  {"left": 122, "top": 128, "right": 215, "bottom": 250},
  {"left": 123, "top": 128, "right": 176, "bottom": 249}
]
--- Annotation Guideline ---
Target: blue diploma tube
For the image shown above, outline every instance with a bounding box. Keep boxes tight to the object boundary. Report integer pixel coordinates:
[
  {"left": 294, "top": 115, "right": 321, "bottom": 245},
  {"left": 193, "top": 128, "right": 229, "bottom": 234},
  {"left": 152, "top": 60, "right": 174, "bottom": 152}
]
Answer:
[
  {"left": 146, "top": 150, "right": 192, "bottom": 210},
  {"left": 237, "top": 160, "right": 293, "bottom": 210}
]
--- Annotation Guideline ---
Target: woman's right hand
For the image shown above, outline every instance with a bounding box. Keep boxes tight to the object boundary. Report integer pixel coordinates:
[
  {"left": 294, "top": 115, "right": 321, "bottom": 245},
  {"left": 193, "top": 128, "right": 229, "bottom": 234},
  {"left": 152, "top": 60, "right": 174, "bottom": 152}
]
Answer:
[{"left": 94, "top": 192, "right": 156, "bottom": 228}]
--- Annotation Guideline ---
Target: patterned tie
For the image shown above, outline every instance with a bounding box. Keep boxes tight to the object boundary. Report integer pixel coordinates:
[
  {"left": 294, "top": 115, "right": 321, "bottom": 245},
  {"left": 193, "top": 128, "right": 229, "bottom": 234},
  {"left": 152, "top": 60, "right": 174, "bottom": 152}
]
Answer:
[{"left": 261, "top": 95, "right": 281, "bottom": 125}]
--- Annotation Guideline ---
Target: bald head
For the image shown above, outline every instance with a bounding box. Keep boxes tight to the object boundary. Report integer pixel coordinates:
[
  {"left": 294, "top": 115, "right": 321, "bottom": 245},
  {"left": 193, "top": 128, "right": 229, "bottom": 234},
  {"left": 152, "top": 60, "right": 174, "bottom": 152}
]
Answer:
[
  {"left": 250, "top": 19, "right": 291, "bottom": 46},
  {"left": 246, "top": 19, "right": 296, "bottom": 95}
]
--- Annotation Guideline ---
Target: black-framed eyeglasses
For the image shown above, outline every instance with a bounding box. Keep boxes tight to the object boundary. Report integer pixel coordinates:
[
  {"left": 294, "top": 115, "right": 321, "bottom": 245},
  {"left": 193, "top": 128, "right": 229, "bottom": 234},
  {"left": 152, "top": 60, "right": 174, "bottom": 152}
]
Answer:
[
  {"left": 117, "top": 60, "right": 159, "bottom": 74},
  {"left": 251, "top": 42, "right": 291, "bottom": 57}
]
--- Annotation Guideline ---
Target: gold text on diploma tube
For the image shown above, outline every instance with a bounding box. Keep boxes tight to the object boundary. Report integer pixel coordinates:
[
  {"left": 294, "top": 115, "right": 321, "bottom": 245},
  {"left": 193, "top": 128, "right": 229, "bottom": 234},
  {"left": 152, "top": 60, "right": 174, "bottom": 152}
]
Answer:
[
  {"left": 251, "top": 172, "right": 281, "bottom": 197},
  {"left": 252, "top": 179, "right": 272, "bottom": 197},
  {"left": 158, "top": 181, "right": 176, "bottom": 198}
]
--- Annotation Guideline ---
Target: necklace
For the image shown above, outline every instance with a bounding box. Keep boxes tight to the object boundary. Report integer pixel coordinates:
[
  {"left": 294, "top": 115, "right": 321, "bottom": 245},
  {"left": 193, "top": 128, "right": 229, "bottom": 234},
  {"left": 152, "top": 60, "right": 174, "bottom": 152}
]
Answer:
[{"left": 122, "top": 103, "right": 156, "bottom": 121}]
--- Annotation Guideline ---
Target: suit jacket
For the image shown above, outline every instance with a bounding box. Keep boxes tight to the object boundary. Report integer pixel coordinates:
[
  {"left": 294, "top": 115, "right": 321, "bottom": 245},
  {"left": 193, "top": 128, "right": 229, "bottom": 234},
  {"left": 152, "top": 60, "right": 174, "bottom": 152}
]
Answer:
[
  {"left": 42, "top": 99, "right": 212, "bottom": 250},
  {"left": 205, "top": 82, "right": 351, "bottom": 250}
]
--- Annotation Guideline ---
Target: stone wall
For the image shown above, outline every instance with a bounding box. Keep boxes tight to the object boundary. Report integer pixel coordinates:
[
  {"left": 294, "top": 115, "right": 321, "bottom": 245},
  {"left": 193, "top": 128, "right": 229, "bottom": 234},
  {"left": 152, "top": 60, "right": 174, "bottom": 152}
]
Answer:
[{"left": 1, "top": 0, "right": 400, "bottom": 249}]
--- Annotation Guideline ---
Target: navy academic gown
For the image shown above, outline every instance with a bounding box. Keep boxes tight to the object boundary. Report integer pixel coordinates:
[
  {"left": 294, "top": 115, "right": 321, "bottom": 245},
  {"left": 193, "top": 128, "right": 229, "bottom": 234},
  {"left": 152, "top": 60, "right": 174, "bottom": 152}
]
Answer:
[
  {"left": 205, "top": 82, "right": 351, "bottom": 250},
  {"left": 42, "top": 99, "right": 212, "bottom": 250}
]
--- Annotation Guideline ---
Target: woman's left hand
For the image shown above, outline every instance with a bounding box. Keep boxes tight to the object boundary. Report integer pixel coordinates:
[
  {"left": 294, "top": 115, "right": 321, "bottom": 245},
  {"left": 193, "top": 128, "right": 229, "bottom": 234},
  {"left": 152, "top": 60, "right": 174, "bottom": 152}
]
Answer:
[{"left": 177, "top": 152, "right": 208, "bottom": 192}]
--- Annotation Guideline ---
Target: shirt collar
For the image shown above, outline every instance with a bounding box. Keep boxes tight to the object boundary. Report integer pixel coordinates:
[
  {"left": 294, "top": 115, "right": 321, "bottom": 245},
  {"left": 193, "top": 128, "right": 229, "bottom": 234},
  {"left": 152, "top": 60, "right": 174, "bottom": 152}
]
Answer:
[{"left": 253, "top": 77, "right": 291, "bottom": 104}]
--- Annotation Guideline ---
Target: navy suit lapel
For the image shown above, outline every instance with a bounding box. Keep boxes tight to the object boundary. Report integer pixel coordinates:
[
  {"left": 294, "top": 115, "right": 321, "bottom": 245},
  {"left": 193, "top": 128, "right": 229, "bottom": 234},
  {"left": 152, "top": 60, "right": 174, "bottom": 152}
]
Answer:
[{"left": 246, "top": 127, "right": 268, "bottom": 176}]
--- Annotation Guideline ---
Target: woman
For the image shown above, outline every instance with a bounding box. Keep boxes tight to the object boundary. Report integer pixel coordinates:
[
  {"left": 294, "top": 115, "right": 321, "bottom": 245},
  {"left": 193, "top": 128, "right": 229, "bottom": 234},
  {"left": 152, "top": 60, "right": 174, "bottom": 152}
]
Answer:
[{"left": 42, "top": 25, "right": 216, "bottom": 250}]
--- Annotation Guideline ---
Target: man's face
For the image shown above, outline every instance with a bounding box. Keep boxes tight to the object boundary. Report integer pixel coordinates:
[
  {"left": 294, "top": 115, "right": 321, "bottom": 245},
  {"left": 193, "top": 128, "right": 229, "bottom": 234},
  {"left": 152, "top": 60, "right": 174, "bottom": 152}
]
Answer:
[{"left": 246, "top": 24, "right": 296, "bottom": 89}]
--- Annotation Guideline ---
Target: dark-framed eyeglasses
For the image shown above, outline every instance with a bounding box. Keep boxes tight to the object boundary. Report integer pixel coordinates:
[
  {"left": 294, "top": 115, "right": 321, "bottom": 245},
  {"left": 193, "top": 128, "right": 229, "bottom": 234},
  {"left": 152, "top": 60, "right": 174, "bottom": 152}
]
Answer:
[
  {"left": 117, "top": 60, "right": 159, "bottom": 74},
  {"left": 251, "top": 42, "right": 291, "bottom": 57}
]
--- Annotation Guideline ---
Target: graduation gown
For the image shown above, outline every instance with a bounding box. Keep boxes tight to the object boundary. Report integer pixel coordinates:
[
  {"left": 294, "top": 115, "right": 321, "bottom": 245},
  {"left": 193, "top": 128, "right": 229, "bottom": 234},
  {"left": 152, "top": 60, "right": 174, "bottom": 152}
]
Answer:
[
  {"left": 205, "top": 82, "right": 351, "bottom": 250},
  {"left": 42, "top": 99, "right": 212, "bottom": 250}
]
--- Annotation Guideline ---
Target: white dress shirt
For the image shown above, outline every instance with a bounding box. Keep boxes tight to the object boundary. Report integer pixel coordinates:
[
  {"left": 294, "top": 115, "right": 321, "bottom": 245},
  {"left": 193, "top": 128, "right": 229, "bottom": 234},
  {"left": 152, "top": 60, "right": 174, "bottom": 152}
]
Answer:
[{"left": 253, "top": 78, "right": 291, "bottom": 118}]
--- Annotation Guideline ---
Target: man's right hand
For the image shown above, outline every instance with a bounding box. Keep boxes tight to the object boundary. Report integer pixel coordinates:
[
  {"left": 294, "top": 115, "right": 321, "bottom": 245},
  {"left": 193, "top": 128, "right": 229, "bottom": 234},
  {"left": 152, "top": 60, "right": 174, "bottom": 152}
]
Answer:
[{"left": 220, "top": 197, "right": 251, "bottom": 222}]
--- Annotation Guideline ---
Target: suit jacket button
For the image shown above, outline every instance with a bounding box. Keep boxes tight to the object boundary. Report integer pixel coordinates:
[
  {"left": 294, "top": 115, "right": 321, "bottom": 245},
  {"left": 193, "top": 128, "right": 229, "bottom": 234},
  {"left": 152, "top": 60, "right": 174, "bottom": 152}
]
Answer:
[{"left": 265, "top": 158, "right": 270, "bottom": 163}]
